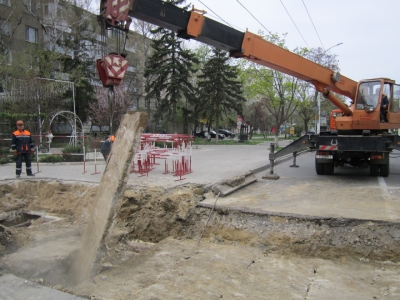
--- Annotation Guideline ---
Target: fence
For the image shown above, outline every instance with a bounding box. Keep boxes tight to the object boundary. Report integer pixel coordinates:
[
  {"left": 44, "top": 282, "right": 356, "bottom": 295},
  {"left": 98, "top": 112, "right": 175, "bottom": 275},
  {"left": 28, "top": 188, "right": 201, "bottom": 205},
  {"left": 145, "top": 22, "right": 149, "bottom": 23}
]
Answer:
[
  {"left": 130, "top": 134, "right": 194, "bottom": 181},
  {"left": 0, "top": 134, "right": 194, "bottom": 181}
]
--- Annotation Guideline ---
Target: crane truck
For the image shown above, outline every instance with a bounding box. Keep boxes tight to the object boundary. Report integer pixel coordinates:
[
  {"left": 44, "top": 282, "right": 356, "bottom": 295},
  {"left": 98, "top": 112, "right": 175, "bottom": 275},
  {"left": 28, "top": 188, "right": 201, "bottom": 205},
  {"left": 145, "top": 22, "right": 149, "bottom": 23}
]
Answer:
[{"left": 96, "top": 0, "right": 400, "bottom": 177}]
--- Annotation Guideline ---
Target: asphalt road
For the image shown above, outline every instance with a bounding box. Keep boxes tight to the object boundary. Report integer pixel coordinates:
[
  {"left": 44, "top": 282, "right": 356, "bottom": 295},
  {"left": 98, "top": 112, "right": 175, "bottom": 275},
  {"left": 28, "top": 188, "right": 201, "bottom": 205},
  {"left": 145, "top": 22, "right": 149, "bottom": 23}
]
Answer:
[
  {"left": 202, "top": 150, "right": 400, "bottom": 222},
  {"left": 1, "top": 143, "right": 399, "bottom": 222}
]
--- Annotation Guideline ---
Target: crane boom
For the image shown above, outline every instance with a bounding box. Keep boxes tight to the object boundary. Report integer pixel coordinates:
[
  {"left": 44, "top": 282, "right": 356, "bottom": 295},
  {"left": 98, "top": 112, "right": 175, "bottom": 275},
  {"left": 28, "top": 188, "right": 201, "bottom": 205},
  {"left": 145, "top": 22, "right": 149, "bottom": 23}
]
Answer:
[
  {"left": 128, "top": 0, "right": 356, "bottom": 115},
  {"left": 98, "top": 0, "right": 400, "bottom": 178}
]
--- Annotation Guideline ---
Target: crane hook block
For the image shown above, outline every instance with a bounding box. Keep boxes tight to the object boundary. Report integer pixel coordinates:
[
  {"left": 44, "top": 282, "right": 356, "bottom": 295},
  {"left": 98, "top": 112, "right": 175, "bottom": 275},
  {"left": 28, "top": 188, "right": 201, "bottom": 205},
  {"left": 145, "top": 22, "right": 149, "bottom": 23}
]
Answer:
[
  {"left": 100, "top": 0, "right": 132, "bottom": 28},
  {"left": 96, "top": 54, "right": 129, "bottom": 87}
]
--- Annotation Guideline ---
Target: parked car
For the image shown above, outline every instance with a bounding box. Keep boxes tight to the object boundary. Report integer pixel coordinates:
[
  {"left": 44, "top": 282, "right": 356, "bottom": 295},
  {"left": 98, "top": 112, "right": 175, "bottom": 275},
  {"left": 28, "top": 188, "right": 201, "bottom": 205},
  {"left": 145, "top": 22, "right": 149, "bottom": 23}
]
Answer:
[
  {"left": 218, "top": 129, "right": 235, "bottom": 138},
  {"left": 210, "top": 130, "right": 225, "bottom": 139},
  {"left": 195, "top": 130, "right": 224, "bottom": 139}
]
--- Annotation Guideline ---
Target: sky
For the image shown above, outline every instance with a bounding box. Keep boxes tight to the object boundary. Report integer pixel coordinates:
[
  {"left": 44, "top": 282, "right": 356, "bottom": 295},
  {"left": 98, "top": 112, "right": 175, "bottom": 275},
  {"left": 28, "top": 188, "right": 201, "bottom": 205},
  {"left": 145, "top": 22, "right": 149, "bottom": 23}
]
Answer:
[{"left": 184, "top": 0, "right": 400, "bottom": 83}]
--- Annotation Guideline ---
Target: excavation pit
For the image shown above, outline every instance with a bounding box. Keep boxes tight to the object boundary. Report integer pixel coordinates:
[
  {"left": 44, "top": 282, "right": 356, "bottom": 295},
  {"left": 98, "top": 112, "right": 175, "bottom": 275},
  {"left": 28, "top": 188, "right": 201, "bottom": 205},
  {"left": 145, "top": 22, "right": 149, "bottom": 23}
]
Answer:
[
  {"left": 0, "top": 180, "right": 399, "bottom": 299},
  {"left": 0, "top": 212, "right": 41, "bottom": 228}
]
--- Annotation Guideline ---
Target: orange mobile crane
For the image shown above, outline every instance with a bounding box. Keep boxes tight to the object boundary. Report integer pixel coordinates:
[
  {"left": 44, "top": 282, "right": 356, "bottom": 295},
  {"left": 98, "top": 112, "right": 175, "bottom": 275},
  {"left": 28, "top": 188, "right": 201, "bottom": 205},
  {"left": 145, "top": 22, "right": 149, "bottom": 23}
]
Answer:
[{"left": 97, "top": 0, "right": 400, "bottom": 177}]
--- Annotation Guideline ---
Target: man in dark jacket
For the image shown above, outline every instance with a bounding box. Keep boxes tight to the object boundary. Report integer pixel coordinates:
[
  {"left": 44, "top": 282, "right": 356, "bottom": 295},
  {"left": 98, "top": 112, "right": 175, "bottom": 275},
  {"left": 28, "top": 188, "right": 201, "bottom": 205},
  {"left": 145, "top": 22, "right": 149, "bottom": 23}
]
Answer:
[
  {"left": 11, "top": 120, "right": 35, "bottom": 178},
  {"left": 380, "top": 93, "right": 389, "bottom": 122},
  {"left": 100, "top": 135, "right": 115, "bottom": 161}
]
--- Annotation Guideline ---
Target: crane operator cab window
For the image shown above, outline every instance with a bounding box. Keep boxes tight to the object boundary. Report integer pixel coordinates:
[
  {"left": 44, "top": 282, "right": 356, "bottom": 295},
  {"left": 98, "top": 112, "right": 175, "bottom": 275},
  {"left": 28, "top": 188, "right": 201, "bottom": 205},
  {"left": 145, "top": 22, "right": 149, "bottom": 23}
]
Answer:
[
  {"left": 356, "top": 81, "right": 386, "bottom": 112},
  {"left": 390, "top": 84, "right": 400, "bottom": 113}
]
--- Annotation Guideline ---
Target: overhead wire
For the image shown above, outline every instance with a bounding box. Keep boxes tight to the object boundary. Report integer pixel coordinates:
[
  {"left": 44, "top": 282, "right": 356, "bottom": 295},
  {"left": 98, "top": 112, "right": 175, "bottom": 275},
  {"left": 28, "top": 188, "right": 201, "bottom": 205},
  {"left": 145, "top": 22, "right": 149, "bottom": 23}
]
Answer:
[
  {"left": 278, "top": 0, "right": 309, "bottom": 48},
  {"left": 197, "top": 0, "right": 324, "bottom": 52},
  {"left": 236, "top": 0, "right": 272, "bottom": 35},
  {"left": 301, "top": 0, "right": 324, "bottom": 49},
  {"left": 198, "top": 0, "right": 234, "bottom": 28}
]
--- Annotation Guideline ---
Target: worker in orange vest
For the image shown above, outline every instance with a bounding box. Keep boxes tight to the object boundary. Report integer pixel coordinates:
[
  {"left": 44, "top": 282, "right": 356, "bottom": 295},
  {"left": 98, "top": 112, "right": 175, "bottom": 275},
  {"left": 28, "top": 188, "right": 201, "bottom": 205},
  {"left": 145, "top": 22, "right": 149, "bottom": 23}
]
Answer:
[
  {"left": 11, "top": 120, "right": 35, "bottom": 178},
  {"left": 100, "top": 134, "right": 115, "bottom": 161}
]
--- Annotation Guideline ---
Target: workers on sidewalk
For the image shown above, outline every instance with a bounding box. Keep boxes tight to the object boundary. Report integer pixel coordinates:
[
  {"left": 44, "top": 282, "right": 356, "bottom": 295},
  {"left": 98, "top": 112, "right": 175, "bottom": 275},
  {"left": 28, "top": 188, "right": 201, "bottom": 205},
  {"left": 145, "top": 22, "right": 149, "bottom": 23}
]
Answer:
[
  {"left": 11, "top": 120, "right": 35, "bottom": 178},
  {"left": 100, "top": 134, "right": 115, "bottom": 161}
]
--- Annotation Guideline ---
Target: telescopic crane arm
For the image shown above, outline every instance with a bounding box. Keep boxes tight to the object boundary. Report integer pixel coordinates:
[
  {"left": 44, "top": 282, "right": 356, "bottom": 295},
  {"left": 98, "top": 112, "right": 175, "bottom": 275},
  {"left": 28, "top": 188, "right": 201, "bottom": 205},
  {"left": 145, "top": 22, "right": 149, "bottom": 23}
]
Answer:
[
  {"left": 125, "top": 0, "right": 356, "bottom": 115},
  {"left": 98, "top": 0, "right": 357, "bottom": 112}
]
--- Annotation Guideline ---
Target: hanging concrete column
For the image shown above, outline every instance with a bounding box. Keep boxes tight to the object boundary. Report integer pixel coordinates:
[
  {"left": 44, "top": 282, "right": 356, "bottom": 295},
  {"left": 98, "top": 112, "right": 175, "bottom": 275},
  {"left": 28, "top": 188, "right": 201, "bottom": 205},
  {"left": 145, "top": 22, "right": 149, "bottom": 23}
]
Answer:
[{"left": 70, "top": 111, "right": 148, "bottom": 285}]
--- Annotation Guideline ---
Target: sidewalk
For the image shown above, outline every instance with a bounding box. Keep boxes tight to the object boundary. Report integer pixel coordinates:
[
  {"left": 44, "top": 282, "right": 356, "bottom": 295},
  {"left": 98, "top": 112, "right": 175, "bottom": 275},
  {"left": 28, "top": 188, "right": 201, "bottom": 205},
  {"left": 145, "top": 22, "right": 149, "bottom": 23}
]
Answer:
[{"left": 0, "top": 141, "right": 288, "bottom": 188}]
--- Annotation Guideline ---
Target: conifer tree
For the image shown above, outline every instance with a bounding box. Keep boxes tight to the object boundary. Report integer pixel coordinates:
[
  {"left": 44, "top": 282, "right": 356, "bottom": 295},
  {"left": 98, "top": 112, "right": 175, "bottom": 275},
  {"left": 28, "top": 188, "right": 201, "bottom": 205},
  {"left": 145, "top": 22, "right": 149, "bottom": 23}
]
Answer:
[
  {"left": 197, "top": 48, "right": 245, "bottom": 142},
  {"left": 144, "top": 0, "right": 198, "bottom": 133}
]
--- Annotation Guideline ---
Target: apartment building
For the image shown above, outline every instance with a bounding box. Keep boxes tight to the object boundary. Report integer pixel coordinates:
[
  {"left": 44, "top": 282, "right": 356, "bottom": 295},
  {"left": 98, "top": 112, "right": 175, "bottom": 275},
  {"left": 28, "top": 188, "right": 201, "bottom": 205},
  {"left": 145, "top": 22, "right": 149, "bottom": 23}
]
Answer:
[{"left": 0, "top": 0, "right": 153, "bottom": 135}]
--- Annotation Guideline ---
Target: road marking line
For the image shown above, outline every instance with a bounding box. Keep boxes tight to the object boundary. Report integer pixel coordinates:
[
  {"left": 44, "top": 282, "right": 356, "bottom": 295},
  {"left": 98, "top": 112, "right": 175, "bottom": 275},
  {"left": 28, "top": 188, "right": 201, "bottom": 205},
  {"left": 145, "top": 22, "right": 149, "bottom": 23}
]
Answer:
[
  {"left": 377, "top": 176, "right": 395, "bottom": 219},
  {"left": 377, "top": 177, "right": 391, "bottom": 200}
]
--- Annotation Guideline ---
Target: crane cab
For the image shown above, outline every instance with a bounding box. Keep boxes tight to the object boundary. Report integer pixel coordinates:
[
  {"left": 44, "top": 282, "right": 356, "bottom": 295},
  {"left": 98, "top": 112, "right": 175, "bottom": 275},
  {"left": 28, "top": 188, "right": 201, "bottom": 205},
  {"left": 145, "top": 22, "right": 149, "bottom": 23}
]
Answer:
[{"left": 335, "top": 79, "right": 400, "bottom": 133}]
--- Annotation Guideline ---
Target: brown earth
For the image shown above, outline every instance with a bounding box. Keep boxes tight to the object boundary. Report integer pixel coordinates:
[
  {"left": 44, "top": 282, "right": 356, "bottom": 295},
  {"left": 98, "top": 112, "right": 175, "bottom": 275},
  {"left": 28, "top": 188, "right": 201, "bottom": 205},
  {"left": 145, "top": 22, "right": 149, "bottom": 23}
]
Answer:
[{"left": 0, "top": 180, "right": 399, "bottom": 299}]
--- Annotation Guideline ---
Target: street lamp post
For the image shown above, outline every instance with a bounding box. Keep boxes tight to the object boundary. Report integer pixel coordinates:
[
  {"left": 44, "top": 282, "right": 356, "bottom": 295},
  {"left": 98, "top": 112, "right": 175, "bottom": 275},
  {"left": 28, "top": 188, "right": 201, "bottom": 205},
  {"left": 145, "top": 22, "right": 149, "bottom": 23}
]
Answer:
[{"left": 317, "top": 42, "right": 343, "bottom": 134}]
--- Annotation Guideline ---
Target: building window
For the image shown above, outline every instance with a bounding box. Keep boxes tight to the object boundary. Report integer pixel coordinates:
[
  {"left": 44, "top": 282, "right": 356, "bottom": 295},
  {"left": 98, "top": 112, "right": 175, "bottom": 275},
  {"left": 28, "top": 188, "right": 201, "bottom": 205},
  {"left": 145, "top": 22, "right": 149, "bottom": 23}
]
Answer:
[
  {"left": 25, "top": 26, "right": 38, "bottom": 43},
  {"left": 24, "top": 0, "right": 36, "bottom": 13},
  {"left": 0, "top": 19, "right": 10, "bottom": 35},
  {"left": 0, "top": 0, "right": 10, "bottom": 7}
]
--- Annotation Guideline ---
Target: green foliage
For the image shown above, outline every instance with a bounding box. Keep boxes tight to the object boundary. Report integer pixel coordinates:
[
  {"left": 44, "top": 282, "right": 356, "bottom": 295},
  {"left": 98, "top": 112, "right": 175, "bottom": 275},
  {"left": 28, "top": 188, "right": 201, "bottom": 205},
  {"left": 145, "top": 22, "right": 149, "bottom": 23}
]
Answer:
[
  {"left": 0, "top": 146, "right": 12, "bottom": 164},
  {"left": 38, "top": 155, "right": 64, "bottom": 163},
  {"left": 294, "top": 125, "right": 303, "bottom": 136},
  {"left": 0, "top": 157, "right": 11, "bottom": 165},
  {"left": 0, "top": 112, "right": 45, "bottom": 119},
  {"left": 0, "top": 147, "right": 10, "bottom": 155},
  {"left": 154, "top": 141, "right": 173, "bottom": 148},
  {"left": 144, "top": 19, "right": 199, "bottom": 133},
  {"left": 62, "top": 145, "right": 84, "bottom": 153},
  {"left": 61, "top": 145, "right": 84, "bottom": 162},
  {"left": 237, "top": 33, "right": 303, "bottom": 137},
  {"left": 197, "top": 48, "right": 245, "bottom": 134},
  {"left": 62, "top": 58, "right": 96, "bottom": 122}
]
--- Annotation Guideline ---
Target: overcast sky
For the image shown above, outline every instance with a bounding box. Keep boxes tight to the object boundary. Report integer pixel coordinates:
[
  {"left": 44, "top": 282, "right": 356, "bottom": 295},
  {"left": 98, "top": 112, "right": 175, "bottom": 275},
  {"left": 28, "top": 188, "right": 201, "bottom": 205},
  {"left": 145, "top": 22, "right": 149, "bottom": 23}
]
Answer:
[{"left": 186, "top": 0, "right": 400, "bottom": 83}]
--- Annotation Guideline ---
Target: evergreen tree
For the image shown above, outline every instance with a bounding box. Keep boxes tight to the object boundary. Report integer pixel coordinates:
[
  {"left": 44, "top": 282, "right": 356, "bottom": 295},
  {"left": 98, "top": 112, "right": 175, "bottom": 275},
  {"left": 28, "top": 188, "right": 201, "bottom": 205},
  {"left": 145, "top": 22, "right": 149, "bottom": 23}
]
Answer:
[
  {"left": 144, "top": 0, "right": 198, "bottom": 133},
  {"left": 197, "top": 48, "right": 245, "bottom": 142},
  {"left": 59, "top": 2, "right": 97, "bottom": 122}
]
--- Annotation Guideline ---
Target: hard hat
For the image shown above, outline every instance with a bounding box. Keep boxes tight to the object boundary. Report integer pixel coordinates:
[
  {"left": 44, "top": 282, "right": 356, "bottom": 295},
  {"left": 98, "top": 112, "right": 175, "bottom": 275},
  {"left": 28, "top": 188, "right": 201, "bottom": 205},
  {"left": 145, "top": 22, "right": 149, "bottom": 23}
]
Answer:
[{"left": 110, "top": 135, "right": 115, "bottom": 142}]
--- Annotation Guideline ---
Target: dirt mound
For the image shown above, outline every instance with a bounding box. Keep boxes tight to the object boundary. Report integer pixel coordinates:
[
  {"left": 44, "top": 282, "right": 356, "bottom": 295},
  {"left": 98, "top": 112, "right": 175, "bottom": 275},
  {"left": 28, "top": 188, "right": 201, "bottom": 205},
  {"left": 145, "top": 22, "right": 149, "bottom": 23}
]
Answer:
[{"left": 1, "top": 180, "right": 400, "bottom": 299}]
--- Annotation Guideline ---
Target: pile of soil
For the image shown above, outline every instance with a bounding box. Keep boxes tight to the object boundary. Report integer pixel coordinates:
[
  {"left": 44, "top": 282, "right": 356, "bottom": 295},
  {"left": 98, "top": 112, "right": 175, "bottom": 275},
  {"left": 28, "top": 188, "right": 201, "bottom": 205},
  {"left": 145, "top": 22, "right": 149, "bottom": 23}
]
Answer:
[{"left": 1, "top": 180, "right": 399, "bottom": 299}]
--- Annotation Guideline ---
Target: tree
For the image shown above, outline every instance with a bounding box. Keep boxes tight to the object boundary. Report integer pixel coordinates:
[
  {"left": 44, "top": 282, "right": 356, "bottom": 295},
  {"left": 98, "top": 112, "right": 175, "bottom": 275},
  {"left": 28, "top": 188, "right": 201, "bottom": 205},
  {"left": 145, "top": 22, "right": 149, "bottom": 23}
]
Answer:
[
  {"left": 240, "top": 32, "right": 300, "bottom": 146},
  {"left": 132, "top": 19, "right": 157, "bottom": 132},
  {"left": 243, "top": 101, "right": 271, "bottom": 138},
  {"left": 56, "top": 1, "right": 98, "bottom": 122},
  {"left": 295, "top": 80, "right": 315, "bottom": 134},
  {"left": 144, "top": 0, "right": 199, "bottom": 133},
  {"left": 0, "top": 0, "right": 98, "bottom": 126},
  {"left": 197, "top": 47, "right": 245, "bottom": 143},
  {"left": 86, "top": 83, "right": 134, "bottom": 134},
  {"left": 295, "top": 46, "right": 341, "bottom": 132}
]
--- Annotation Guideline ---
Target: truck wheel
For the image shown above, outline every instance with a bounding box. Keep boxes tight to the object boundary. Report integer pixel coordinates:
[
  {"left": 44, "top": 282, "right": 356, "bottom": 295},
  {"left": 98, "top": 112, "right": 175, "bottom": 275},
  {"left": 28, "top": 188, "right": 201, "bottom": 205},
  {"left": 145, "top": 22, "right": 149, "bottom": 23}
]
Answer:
[
  {"left": 380, "top": 163, "right": 389, "bottom": 177},
  {"left": 370, "top": 164, "right": 379, "bottom": 176},
  {"left": 315, "top": 159, "right": 325, "bottom": 175},
  {"left": 324, "top": 163, "right": 334, "bottom": 175}
]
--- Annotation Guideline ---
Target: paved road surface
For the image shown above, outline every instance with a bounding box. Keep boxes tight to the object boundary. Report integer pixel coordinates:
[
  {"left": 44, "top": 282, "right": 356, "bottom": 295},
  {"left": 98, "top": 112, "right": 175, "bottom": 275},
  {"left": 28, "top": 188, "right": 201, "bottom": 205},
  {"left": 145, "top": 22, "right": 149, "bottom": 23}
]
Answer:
[{"left": 1, "top": 141, "right": 400, "bottom": 222}]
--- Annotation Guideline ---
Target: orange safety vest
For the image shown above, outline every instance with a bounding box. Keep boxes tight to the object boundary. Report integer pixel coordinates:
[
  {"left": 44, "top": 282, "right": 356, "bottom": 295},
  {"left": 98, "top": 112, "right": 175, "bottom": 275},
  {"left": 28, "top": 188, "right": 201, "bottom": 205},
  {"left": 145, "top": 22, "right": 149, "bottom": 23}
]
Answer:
[{"left": 11, "top": 130, "right": 34, "bottom": 153}]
